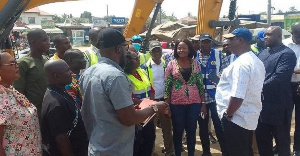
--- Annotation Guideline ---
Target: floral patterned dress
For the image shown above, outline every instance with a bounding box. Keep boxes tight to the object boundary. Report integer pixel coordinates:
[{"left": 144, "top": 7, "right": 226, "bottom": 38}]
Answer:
[{"left": 0, "top": 85, "right": 42, "bottom": 156}]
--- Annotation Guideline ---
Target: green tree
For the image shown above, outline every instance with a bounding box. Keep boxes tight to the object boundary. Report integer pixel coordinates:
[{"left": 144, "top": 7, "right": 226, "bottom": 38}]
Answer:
[
  {"left": 277, "top": 9, "right": 283, "bottom": 14},
  {"left": 288, "top": 6, "right": 298, "bottom": 13},
  {"left": 52, "top": 14, "right": 63, "bottom": 23},
  {"left": 80, "top": 11, "right": 93, "bottom": 23}
]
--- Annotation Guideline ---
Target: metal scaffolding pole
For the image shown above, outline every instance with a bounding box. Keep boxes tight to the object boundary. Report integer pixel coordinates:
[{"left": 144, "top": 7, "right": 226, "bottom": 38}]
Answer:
[{"left": 267, "top": 0, "right": 271, "bottom": 25}]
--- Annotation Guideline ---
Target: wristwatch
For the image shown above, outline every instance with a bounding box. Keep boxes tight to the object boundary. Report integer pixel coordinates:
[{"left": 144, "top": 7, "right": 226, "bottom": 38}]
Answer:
[
  {"left": 152, "top": 105, "right": 158, "bottom": 113},
  {"left": 223, "top": 112, "right": 233, "bottom": 120}
]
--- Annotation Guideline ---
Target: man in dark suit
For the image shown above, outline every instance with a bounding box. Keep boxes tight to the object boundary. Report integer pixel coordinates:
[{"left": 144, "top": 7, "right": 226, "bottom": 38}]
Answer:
[{"left": 256, "top": 26, "right": 297, "bottom": 156}]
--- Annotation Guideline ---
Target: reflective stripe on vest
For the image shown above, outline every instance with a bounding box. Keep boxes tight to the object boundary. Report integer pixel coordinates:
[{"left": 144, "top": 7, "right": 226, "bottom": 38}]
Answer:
[
  {"left": 127, "top": 68, "right": 151, "bottom": 98},
  {"left": 83, "top": 51, "right": 98, "bottom": 66},
  {"left": 145, "top": 58, "right": 166, "bottom": 85},
  {"left": 251, "top": 44, "right": 259, "bottom": 54}
]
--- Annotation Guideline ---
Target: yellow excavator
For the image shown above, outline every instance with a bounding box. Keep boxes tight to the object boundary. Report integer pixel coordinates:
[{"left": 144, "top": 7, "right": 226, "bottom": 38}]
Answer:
[{"left": 0, "top": 0, "right": 238, "bottom": 56}]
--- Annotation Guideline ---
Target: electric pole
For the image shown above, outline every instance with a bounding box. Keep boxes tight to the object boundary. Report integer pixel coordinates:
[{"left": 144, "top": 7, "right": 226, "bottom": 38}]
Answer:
[{"left": 267, "top": 0, "right": 271, "bottom": 25}]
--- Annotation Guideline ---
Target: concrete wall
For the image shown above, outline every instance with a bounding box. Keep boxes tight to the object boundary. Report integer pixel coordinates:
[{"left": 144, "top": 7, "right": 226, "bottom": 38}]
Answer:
[{"left": 20, "top": 13, "right": 52, "bottom": 25}]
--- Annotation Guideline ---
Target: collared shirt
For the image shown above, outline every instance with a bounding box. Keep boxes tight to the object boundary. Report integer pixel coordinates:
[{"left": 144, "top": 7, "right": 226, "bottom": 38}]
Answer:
[
  {"left": 41, "top": 85, "right": 88, "bottom": 156},
  {"left": 216, "top": 52, "right": 266, "bottom": 130},
  {"left": 283, "top": 37, "right": 300, "bottom": 82},
  {"left": 13, "top": 54, "right": 48, "bottom": 119},
  {"left": 198, "top": 52, "right": 215, "bottom": 104},
  {"left": 0, "top": 85, "right": 41, "bottom": 155},
  {"left": 80, "top": 57, "right": 135, "bottom": 156},
  {"left": 150, "top": 59, "right": 165, "bottom": 99}
]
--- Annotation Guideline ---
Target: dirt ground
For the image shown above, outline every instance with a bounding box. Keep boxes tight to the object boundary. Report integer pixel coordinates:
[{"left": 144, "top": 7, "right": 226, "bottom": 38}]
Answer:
[{"left": 153, "top": 115, "right": 296, "bottom": 156}]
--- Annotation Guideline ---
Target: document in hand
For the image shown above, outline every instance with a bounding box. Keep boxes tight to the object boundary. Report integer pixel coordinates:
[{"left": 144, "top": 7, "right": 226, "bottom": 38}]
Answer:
[{"left": 139, "top": 99, "right": 156, "bottom": 127}]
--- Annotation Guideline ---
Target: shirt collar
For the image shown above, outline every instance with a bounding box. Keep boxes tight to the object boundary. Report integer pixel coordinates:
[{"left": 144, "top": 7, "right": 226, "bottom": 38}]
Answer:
[
  {"left": 150, "top": 58, "right": 162, "bottom": 66},
  {"left": 99, "top": 57, "right": 124, "bottom": 72}
]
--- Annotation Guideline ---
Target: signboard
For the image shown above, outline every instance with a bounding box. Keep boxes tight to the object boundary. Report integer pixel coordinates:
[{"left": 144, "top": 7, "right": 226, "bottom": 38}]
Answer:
[
  {"left": 41, "top": 20, "right": 55, "bottom": 29},
  {"left": 92, "top": 17, "right": 107, "bottom": 27},
  {"left": 111, "top": 17, "right": 126, "bottom": 25}
]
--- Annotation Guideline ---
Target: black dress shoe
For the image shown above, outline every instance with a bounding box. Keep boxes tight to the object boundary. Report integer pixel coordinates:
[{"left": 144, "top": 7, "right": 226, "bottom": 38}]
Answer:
[{"left": 293, "top": 151, "right": 300, "bottom": 156}]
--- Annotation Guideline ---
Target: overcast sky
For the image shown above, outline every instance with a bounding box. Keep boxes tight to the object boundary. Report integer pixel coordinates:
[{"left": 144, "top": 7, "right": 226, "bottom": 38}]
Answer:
[{"left": 39, "top": 0, "right": 300, "bottom": 19}]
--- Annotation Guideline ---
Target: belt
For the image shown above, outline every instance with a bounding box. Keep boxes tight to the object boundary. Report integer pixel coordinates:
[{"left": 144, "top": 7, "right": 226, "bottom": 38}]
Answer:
[{"left": 155, "top": 98, "right": 165, "bottom": 101}]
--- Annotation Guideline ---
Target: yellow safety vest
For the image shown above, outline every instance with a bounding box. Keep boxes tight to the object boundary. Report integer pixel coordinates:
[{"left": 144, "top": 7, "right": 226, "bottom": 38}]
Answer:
[
  {"left": 83, "top": 51, "right": 99, "bottom": 66},
  {"left": 127, "top": 68, "right": 151, "bottom": 98},
  {"left": 251, "top": 44, "right": 259, "bottom": 54},
  {"left": 145, "top": 58, "right": 166, "bottom": 85},
  {"left": 139, "top": 52, "right": 151, "bottom": 65}
]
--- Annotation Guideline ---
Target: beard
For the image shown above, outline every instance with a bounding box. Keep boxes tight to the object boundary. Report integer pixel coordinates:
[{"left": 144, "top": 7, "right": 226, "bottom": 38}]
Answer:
[{"left": 119, "top": 51, "right": 126, "bottom": 69}]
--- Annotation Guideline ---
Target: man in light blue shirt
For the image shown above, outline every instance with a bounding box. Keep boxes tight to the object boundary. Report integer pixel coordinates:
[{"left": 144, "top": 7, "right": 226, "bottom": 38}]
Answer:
[{"left": 80, "top": 28, "right": 168, "bottom": 156}]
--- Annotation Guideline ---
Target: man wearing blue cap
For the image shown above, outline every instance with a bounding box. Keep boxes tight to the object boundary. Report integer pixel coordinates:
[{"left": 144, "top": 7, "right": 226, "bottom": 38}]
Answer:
[
  {"left": 251, "top": 30, "right": 267, "bottom": 55},
  {"left": 216, "top": 27, "right": 266, "bottom": 156},
  {"left": 256, "top": 26, "right": 297, "bottom": 156}
]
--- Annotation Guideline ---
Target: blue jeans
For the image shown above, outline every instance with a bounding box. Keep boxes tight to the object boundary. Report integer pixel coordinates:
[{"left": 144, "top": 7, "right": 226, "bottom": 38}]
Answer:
[{"left": 170, "top": 103, "right": 201, "bottom": 156}]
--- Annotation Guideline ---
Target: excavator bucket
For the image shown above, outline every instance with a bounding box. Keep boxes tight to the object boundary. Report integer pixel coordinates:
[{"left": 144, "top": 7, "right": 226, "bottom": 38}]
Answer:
[
  {"left": 123, "top": 0, "right": 164, "bottom": 39},
  {"left": 196, "top": 0, "right": 223, "bottom": 36}
]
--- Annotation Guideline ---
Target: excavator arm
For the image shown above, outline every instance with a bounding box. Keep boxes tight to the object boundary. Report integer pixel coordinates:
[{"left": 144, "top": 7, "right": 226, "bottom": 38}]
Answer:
[{"left": 123, "top": 0, "right": 164, "bottom": 39}]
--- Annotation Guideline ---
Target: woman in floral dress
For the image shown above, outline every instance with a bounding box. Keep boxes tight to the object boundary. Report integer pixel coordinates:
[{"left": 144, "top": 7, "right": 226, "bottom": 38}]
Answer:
[
  {"left": 164, "top": 39, "right": 206, "bottom": 156},
  {"left": 0, "top": 52, "right": 42, "bottom": 155}
]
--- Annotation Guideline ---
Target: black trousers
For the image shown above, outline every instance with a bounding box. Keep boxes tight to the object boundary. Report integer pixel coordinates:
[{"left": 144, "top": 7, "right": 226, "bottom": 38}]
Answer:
[
  {"left": 133, "top": 120, "right": 156, "bottom": 156},
  {"left": 292, "top": 82, "right": 300, "bottom": 151},
  {"left": 255, "top": 121, "right": 291, "bottom": 156},
  {"left": 221, "top": 116, "right": 253, "bottom": 156},
  {"left": 198, "top": 102, "right": 227, "bottom": 155}
]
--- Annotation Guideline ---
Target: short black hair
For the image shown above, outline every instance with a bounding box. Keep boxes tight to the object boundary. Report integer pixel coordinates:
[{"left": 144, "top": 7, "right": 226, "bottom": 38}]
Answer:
[
  {"left": 64, "top": 49, "right": 82, "bottom": 63},
  {"left": 27, "top": 29, "right": 46, "bottom": 46},
  {"left": 53, "top": 34, "right": 67, "bottom": 46},
  {"left": 174, "top": 39, "right": 196, "bottom": 59}
]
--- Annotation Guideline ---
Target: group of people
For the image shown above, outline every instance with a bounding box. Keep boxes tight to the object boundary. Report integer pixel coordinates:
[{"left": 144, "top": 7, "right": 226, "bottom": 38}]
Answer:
[{"left": 0, "top": 21, "right": 299, "bottom": 156}]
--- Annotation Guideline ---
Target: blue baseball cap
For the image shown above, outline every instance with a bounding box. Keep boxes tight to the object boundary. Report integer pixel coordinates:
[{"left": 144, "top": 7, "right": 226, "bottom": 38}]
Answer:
[
  {"left": 257, "top": 30, "right": 265, "bottom": 42},
  {"left": 223, "top": 27, "right": 253, "bottom": 42}
]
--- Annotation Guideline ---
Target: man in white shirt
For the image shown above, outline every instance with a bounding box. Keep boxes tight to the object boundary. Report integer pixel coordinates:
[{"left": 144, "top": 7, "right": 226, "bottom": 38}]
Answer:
[
  {"left": 216, "top": 28, "right": 266, "bottom": 156},
  {"left": 283, "top": 22, "right": 300, "bottom": 156},
  {"left": 142, "top": 40, "right": 175, "bottom": 156}
]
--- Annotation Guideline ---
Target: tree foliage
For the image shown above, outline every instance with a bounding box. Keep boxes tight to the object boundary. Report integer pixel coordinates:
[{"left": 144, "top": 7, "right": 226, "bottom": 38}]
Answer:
[
  {"left": 80, "top": 11, "right": 93, "bottom": 23},
  {"left": 288, "top": 6, "right": 298, "bottom": 13}
]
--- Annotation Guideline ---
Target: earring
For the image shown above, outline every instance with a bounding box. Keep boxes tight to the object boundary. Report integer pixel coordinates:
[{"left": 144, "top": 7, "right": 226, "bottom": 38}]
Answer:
[{"left": 0, "top": 76, "right": 2, "bottom": 82}]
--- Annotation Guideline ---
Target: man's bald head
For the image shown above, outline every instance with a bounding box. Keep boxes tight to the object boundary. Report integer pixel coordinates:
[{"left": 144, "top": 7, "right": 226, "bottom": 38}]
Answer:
[
  {"left": 292, "top": 22, "right": 300, "bottom": 45},
  {"left": 64, "top": 49, "right": 86, "bottom": 74},
  {"left": 44, "top": 59, "right": 72, "bottom": 85},
  {"left": 265, "top": 26, "right": 283, "bottom": 49}
]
